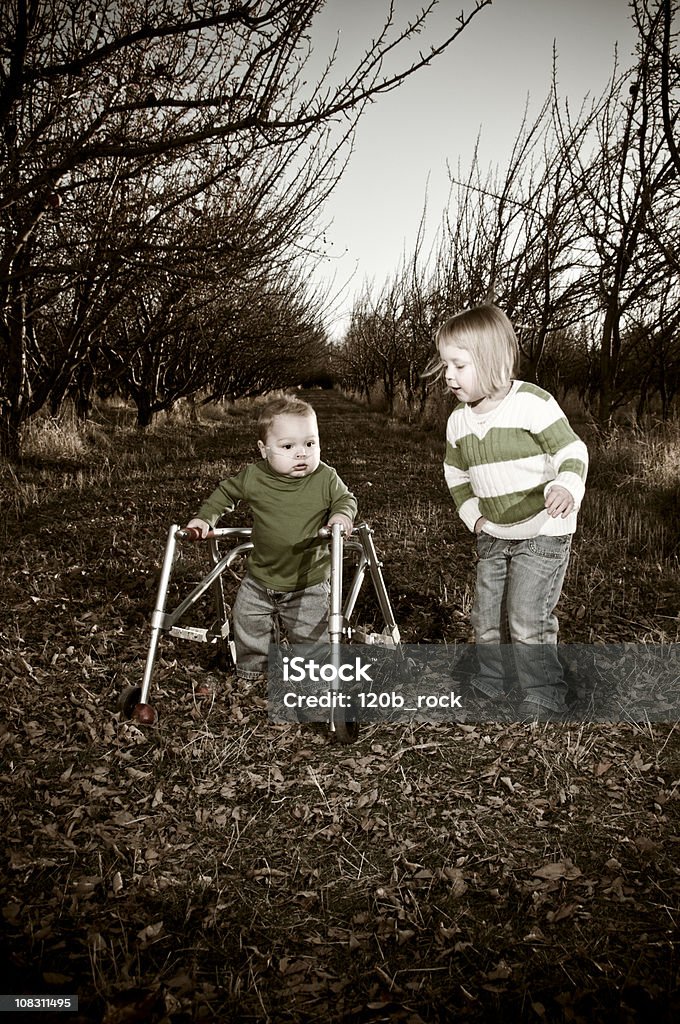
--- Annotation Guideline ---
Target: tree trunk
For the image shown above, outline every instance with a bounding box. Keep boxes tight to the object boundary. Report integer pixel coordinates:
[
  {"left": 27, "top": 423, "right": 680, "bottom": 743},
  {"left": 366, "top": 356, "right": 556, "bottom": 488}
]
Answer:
[
  {"left": 598, "top": 306, "right": 618, "bottom": 424},
  {"left": 74, "top": 363, "right": 95, "bottom": 420},
  {"left": 0, "top": 410, "right": 22, "bottom": 460},
  {"left": 135, "top": 395, "right": 154, "bottom": 429}
]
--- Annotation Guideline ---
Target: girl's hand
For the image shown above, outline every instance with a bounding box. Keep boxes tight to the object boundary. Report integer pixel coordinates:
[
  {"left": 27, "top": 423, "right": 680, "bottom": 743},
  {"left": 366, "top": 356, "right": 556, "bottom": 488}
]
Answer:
[
  {"left": 326, "top": 513, "right": 353, "bottom": 537},
  {"left": 185, "top": 517, "right": 211, "bottom": 539},
  {"left": 474, "top": 516, "right": 488, "bottom": 534},
  {"left": 545, "top": 486, "right": 574, "bottom": 518}
]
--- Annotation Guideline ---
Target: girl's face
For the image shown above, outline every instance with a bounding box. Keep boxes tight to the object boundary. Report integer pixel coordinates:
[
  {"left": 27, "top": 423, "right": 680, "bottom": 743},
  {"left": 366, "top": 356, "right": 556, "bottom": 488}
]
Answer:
[
  {"left": 439, "top": 342, "right": 485, "bottom": 405},
  {"left": 258, "top": 412, "right": 321, "bottom": 477}
]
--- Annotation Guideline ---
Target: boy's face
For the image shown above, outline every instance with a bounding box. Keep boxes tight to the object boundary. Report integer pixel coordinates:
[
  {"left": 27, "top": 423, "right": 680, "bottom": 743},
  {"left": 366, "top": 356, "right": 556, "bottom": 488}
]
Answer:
[
  {"left": 258, "top": 412, "right": 321, "bottom": 478},
  {"left": 439, "top": 341, "right": 485, "bottom": 405}
]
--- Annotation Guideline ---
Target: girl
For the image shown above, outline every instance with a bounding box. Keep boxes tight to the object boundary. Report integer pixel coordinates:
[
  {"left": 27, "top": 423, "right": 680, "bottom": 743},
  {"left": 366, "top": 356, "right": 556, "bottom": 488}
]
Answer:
[{"left": 435, "top": 305, "right": 588, "bottom": 719}]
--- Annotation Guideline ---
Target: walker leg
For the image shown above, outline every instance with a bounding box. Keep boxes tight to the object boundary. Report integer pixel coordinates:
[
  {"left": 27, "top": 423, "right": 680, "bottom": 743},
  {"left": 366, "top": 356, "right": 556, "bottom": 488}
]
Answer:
[
  {"left": 327, "top": 523, "right": 359, "bottom": 744},
  {"left": 119, "top": 524, "right": 179, "bottom": 722},
  {"left": 208, "top": 535, "right": 236, "bottom": 669},
  {"left": 139, "top": 524, "right": 179, "bottom": 703},
  {"left": 358, "top": 524, "right": 401, "bottom": 645}
]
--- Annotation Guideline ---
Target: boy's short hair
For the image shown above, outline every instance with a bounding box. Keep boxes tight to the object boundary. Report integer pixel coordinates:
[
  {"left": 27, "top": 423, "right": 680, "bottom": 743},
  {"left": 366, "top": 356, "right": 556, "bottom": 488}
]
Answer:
[
  {"left": 434, "top": 305, "right": 519, "bottom": 396},
  {"left": 257, "top": 395, "right": 317, "bottom": 442}
]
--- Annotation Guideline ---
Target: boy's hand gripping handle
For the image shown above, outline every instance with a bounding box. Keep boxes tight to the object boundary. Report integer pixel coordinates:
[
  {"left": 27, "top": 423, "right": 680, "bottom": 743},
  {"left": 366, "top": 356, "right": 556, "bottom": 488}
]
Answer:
[
  {"left": 318, "top": 523, "right": 347, "bottom": 539},
  {"left": 177, "top": 526, "right": 209, "bottom": 541}
]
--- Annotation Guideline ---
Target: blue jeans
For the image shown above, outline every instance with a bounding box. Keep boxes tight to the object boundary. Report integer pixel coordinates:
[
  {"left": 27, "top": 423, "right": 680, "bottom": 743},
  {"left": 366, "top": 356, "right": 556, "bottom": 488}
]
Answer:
[
  {"left": 471, "top": 534, "right": 572, "bottom": 711},
  {"left": 232, "top": 574, "right": 330, "bottom": 680}
]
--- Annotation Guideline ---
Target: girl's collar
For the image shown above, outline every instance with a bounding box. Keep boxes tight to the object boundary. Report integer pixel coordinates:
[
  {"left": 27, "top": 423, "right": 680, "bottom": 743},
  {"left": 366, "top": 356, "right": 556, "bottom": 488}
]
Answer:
[{"left": 468, "top": 379, "right": 515, "bottom": 416}]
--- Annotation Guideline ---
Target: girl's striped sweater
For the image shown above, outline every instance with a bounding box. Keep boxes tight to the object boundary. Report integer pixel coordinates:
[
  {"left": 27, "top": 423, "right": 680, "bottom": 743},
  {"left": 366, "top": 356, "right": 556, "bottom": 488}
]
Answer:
[{"left": 444, "top": 380, "right": 588, "bottom": 539}]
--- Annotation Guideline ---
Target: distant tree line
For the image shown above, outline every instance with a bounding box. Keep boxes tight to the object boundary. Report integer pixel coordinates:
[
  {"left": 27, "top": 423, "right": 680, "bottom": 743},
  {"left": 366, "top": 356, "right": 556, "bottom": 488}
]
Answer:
[
  {"left": 334, "top": 0, "right": 680, "bottom": 424},
  {"left": 0, "top": 0, "right": 491, "bottom": 458}
]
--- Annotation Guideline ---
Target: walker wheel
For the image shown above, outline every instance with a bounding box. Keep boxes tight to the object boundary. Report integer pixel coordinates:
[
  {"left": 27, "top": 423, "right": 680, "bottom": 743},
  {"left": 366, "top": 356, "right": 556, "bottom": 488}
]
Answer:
[
  {"left": 329, "top": 719, "right": 360, "bottom": 744},
  {"left": 131, "top": 702, "right": 158, "bottom": 726},
  {"left": 118, "top": 685, "right": 143, "bottom": 720}
]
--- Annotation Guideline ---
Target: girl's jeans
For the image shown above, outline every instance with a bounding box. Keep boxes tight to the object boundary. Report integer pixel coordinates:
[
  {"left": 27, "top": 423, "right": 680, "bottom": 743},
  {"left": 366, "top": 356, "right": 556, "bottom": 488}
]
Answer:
[
  {"left": 233, "top": 574, "right": 330, "bottom": 680},
  {"left": 471, "top": 533, "right": 572, "bottom": 711}
]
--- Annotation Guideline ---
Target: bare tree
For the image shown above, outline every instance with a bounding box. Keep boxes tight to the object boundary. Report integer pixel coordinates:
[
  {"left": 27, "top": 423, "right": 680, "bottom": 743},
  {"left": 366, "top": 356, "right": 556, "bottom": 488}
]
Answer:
[
  {"left": 399, "top": 216, "right": 441, "bottom": 416},
  {"left": 437, "top": 91, "right": 591, "bottom": 381},
  {"left": 333, "top": 289, "right": 384, "bottom": 401},
  {"left": 349, "top": 1, "right": 680, "bottom": 422},
  {"left": 657, "top": 0, "right": 680, "bottom": 176},
  {"left": 552, "top": 2, "right": 680, "bottom": 422},
  {"left": 202, "top": 269, "right": 332, "bottom": 403},
  {"left": 0, "top": 0, "right": 491, "bottom": 457}
]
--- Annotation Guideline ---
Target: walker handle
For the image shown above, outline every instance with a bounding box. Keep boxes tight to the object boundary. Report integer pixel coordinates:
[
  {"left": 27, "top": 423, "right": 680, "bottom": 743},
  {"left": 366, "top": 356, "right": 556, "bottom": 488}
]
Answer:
[
  {"left": 318, "top": 524, "right": 347, "bottom": 539},
  {"left": 176, "top": 527, "right": 213, "bottom": 541},
  {"left": 176, "top": 526, "right": 253, "bottom": 542}
]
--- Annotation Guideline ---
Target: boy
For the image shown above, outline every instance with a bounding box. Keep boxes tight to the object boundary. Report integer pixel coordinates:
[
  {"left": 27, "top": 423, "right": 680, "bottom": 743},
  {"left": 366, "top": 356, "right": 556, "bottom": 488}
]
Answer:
[{"left": 185, "top": 396, "right": 357, "bottom": 683}]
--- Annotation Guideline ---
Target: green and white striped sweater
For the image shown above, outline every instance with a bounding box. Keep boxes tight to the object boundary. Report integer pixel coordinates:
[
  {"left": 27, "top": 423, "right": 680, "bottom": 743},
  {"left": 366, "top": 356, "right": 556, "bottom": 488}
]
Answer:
[{"left": 444, "top": 381, "right": 588, "bottom": 539}]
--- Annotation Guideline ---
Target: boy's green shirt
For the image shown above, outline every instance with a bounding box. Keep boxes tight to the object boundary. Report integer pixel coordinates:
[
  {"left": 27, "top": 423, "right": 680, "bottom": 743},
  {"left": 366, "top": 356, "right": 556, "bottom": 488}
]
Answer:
[{"left": 196, "top": 460, "right": 357, "bottom": 592}]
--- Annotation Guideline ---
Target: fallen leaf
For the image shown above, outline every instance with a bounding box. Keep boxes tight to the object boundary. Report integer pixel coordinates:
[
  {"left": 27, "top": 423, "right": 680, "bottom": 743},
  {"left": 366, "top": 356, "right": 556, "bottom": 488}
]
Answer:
[{"left": 533, "top": 859, "right": 582, "bottom": 881}]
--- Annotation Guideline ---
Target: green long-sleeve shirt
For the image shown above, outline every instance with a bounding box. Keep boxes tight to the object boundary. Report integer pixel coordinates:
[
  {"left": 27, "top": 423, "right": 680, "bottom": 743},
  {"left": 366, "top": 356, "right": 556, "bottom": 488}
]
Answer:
[{"left": 196, "top": 460, "right": 358, "bottom": 591}]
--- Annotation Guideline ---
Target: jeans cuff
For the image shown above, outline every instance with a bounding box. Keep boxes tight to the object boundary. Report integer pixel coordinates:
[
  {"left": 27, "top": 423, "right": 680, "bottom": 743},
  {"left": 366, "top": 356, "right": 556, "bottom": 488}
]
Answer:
[
  {"left": 468, "top": 677, "right": 505, "bottom": 699},
  {"left": 237, "top": 669, "right": 266, "bottom": 682},
  {"left": 519, "top": 693, "right": 565, "bottom": 713}
]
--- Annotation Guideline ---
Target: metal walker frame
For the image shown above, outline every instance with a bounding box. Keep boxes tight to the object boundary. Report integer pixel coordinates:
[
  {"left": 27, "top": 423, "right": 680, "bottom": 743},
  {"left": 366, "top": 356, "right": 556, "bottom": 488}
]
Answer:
[{"left": 119, "top": 521, "right": 400, "bottom": 742}]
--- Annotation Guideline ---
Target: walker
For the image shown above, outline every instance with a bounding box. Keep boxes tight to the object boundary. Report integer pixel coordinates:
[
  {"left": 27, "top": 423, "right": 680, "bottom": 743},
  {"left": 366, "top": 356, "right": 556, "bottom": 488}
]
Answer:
[{"left": 119, "top": 521, "right": 401, "bottom": 743}]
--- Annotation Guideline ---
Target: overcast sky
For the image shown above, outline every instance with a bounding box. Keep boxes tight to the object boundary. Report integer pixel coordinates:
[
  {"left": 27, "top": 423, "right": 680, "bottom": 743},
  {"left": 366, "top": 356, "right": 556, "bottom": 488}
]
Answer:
[{"left": 307, "top": 0, "right": 637, "bottom": 338}]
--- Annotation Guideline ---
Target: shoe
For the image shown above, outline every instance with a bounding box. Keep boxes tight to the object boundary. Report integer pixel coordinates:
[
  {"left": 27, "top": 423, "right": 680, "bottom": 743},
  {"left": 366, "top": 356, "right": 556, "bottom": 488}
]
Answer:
[{"left": 237, "top": 673, "right": 266, "bottom": 693}]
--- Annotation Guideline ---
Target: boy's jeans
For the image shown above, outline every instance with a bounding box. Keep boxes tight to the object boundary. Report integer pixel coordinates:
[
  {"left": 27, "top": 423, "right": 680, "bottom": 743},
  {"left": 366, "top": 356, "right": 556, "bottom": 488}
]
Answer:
[
  {"left": 232, "top": 574, "right": 330, "bottom": 680},
  {"left": 470, "top": 533, "right": 572, "bottom": 711}
]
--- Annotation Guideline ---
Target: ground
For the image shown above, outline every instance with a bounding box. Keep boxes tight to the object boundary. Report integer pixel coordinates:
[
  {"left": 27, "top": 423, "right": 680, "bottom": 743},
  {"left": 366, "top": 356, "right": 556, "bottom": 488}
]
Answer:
[{"left": 0, "top": 390, "right": 678, "bottom": 1022}]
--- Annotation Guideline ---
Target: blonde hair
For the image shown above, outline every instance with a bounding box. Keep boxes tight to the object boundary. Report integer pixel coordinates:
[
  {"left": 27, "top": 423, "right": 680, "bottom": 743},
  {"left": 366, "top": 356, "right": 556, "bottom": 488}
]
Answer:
[
  {"left": 257, "top": 395, "right": 317, "bottom": 442},
  {"left": 432, "top": 305, "right": 518, "bottom": 396}
]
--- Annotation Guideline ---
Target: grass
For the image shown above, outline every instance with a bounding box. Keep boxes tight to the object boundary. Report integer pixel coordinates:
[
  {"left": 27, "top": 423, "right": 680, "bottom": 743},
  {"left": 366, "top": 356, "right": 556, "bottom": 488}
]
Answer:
[
  {"left": 579, "top": 421, "right": 680, "bottom": 566},
  {"left": 0, "top": 391, "right": 679, "bottom": 1022}
]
